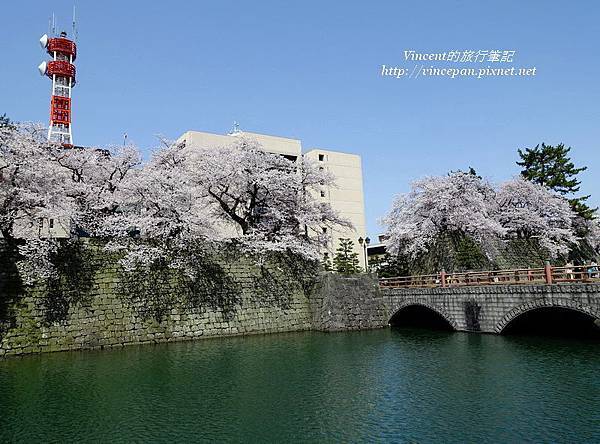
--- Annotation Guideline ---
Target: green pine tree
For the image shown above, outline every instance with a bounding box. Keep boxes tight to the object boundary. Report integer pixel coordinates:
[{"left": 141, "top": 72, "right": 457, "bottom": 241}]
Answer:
[
  {"left": 373, "top": 252, "right": 409, "bottom": 278},
  {"left": 517, "top": 143, "right": 596, "bottom": 219},
  {"left": 321, "top": 253, "right": 333, "bottom": 272},
  {"left": 0, "top": 113, "right": 14, "bottom": 129},
  {"left": 449, "top": 167, "right": 481, "bottom": 179},
  {"left": 333, "top": 238, "right": 360, "bottom": 275}
]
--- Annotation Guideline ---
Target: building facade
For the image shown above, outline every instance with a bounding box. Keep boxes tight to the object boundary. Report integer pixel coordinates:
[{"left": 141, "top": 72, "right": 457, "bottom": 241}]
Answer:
[
  {"left": 178, "top": 129, "right": 368, "bottom": 270},
  {"left": 11, "top": 215, "right": 71, "bottom": 239},
  {"left": 366, "top": 234, "right": 389, "bottom": 271},
  {"left": 303, "top": 148, "right": 367, "bottom": 270}
]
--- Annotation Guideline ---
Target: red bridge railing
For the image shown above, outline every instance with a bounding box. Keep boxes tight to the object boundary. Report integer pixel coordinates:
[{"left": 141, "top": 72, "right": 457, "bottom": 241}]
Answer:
[{"left": 379, "top": 264, "right": 600, "bottom": 289}]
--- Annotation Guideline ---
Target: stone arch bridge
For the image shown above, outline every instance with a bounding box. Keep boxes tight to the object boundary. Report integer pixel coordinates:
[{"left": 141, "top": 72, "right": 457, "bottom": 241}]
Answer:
[{"left": 380, "top": 284, "right": 600, "bottom": 333}]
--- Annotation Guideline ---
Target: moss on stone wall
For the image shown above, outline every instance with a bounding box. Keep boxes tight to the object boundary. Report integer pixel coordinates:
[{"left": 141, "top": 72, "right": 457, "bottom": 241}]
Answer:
[
  {"left": 0, "top": 239, "right": 325, "bottom": 356},
  {"left": 0, "top": 240, "right": 23, "bottom": 342},
  {"left": 41, "top": 240, "right": 100, "bottom": 325}
]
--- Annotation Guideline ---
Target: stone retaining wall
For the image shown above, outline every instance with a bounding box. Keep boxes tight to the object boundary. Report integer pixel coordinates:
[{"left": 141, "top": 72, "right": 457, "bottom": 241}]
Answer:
[
  {"left": 310, "top": 273, "right": 387, "bottom": 331},
  {"left": 0, "top": 240, "right": 386, "bottom": 357},
  {"left": 0, "top": 241, "right": 317, "bottom": 357}
]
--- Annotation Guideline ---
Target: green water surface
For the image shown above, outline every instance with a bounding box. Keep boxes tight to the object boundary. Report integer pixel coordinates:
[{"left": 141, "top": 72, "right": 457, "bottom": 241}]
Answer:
[{"left": 0, "top": 329, "right": 598, "bottom": 443}]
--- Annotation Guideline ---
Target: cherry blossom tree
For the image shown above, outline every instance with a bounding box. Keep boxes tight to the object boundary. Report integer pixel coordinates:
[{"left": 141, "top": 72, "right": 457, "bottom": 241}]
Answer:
[
  {"left": 382, "top": 172, "right": 505, "bottom": 258},
  {"left": 496, "top": 177, "right": 578, "bottom": 257},
  {"left": 101, "top": 139, "right": 219, "bottom": 274},
  {"left": 183, "top": 135, "right": 351, "bottom": 259},
  {"left": 1, "top": 123, "right": 68, "bottom": 240},
  {"left": 2, "top": 124, "right": 351, "bottom": 283},
  {"left": 54, "top": 144, "right": 141, "bottom": 237},
  {"left": 101, "top": 135, "right": 351, "bottom": 273},
  {"left": 383, "top": 173, "right": 582, "bottom": 261},
  {"left": 582, "top": 218, "right": 600, "bottom": 252},
  {"left": 1, "top": 123, "right": 73, "bottom": 282},
  {"left": 1, "top": 122, "right": 141, "bottom": 282}
]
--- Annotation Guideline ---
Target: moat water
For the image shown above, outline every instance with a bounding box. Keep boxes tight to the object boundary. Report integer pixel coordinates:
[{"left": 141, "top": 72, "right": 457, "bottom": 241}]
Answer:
[{"left": 0, "top": 328, "right": 598, "bottom": 443}]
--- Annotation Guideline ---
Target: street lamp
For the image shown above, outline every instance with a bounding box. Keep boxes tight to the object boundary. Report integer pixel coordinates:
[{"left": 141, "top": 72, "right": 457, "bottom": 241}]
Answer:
[{"left": 358, "top": 236, "right": 371, "bottom": 272}]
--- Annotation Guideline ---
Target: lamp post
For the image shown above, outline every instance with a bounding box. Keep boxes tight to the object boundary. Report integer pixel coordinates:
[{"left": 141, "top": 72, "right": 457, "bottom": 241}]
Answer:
[{"left": 358, "top": 236, "right": 371, "bottom": 272}]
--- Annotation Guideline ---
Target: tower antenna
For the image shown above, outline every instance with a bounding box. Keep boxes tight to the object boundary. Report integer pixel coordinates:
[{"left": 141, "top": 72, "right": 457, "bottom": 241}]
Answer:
[
  {"left": 37, "top": 17, "right": 78, "bottom": 146},
  {"left": 72, "top": 5, "right": 78, "bottom": 42}
]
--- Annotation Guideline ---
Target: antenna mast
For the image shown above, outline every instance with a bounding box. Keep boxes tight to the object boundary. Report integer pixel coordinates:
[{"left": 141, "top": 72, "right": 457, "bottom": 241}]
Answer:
[
  {"left": 72, "top": 5, "right": 78, "bottom": 42},
  {"left": 37, "top": 15, "right": 78, "bottom": 146}
]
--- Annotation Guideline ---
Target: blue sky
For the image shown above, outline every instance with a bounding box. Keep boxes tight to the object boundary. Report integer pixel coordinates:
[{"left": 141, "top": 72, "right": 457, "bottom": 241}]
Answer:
[{"left": 2, "top": 1, "right": 599, "bottom": 237}]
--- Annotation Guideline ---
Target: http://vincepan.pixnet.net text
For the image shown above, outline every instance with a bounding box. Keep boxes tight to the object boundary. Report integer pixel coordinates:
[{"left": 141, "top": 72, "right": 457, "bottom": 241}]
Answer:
[{"left": 381, "top": 49, "right": 537, "bottom": 79}]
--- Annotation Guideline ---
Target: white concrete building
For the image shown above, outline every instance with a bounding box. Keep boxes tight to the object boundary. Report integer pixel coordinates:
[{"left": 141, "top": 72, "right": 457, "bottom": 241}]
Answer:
[
  {"left": 304, "top": 148, "right": 367, "bottom": 269},
  {"left": 178, "top": 129, "right": 368, "bottom": 270},
  {"left": 11, "top": 215, "right": 71, "bottom": 239}
]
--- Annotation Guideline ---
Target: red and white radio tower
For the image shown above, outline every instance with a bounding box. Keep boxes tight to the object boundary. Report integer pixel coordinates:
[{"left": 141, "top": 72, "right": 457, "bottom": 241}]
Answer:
[{"left": 38, "top": 16, "right": 77, "bottom": 146}]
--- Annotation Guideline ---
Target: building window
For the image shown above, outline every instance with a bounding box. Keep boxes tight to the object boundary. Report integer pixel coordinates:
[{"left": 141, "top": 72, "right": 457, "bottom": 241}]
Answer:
[
  {"left": 322, "top": 227, "right": 327, "bottom": 234},
  {"left": 318, "top": 154, "right": 325, "bottom": 161},
  {"left": 49, "top": 218, "right": 54, "bottom": 229}
]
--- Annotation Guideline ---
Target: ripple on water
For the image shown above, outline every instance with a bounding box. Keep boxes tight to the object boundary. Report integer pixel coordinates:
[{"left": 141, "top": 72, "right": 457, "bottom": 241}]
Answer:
[{"left": 0, "top": 329, "right": 598, "bottom": 443}]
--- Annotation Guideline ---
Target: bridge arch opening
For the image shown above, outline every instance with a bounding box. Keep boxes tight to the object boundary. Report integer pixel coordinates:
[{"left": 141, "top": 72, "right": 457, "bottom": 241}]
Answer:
[
  {"left": 389, "top": 304, "right": 454, "bottom": 331},
  {"left": 501, "top": 307, "right": 600, "bottom": 339}
]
